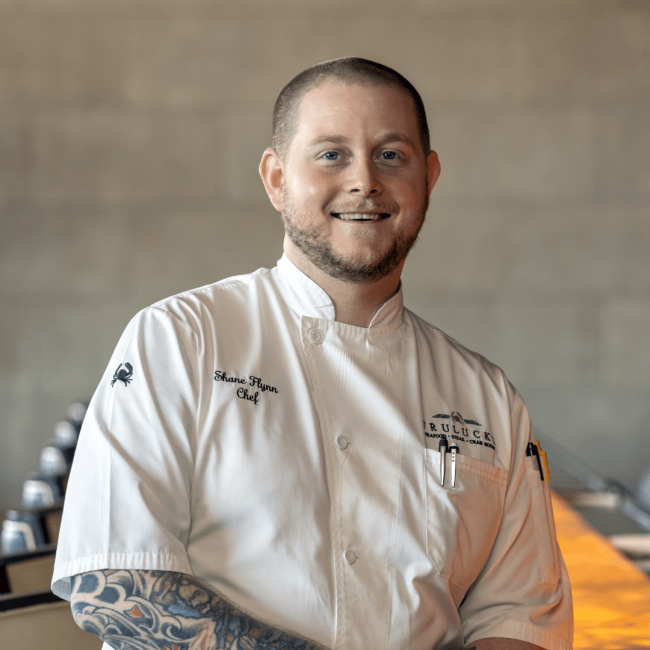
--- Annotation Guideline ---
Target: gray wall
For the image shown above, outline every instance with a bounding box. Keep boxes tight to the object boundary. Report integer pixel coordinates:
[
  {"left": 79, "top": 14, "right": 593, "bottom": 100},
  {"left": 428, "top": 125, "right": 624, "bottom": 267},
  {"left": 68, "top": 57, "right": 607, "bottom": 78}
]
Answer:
[{"left": 1, "top": 0, "right": 649, "bottom": 510}]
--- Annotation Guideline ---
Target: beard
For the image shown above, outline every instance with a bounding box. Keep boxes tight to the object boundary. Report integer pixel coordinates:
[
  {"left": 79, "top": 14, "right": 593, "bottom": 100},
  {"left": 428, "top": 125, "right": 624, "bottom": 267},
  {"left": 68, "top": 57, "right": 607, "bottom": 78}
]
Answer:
[{"left": 281, "top": 184, "right": 429, "bottom": 284}]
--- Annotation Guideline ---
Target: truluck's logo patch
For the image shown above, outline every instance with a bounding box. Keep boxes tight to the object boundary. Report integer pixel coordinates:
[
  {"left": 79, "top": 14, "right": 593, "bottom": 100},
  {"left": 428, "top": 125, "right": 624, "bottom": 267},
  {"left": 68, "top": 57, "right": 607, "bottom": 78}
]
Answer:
[
  {"left": 423, "top": 411, "right": 496, "bottom": 449},
  {"left": 111, "top": 362, "right": 134, "bottom": 387}
]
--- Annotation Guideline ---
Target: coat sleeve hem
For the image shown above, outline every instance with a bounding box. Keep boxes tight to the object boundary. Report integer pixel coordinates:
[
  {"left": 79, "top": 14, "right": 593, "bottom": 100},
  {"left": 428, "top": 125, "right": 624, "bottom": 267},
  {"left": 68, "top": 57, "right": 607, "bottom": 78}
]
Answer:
[
  {"left": 465, "top": 620, "right": 573, "bottom": 650},
  {"left": 51, "top": 551, "right": 194, "bottom": 601}
]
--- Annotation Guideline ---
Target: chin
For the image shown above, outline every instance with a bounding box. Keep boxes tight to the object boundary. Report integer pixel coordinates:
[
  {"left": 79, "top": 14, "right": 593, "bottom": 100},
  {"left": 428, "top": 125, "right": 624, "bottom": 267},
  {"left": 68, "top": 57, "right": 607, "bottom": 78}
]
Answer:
[{"left": 340, "top": 249, "right": 390, "bottom": 268}]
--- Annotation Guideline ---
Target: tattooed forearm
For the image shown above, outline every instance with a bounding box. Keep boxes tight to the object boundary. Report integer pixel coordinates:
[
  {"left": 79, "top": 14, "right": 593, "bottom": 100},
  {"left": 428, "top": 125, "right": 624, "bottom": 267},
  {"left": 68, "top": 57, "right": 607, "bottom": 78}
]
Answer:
[{"left": 70, "top": 570, "right": 328, "bottom": 650}]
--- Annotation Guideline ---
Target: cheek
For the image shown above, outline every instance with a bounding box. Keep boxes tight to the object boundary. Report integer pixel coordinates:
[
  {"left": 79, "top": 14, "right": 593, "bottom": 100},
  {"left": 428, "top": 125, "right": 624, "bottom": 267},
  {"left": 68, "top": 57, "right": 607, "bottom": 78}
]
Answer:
[
  {"left": 289, "top": 173, "right": 336, "bottom": 208},
  {"left": 395, "top": 178, "right": 427, "bottom": 210}
]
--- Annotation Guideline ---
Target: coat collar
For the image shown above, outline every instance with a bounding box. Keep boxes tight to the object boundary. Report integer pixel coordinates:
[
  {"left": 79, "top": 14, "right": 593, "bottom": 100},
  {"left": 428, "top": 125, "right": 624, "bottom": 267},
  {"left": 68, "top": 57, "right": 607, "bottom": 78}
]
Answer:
[{"left": 274, "top": 254, "right": 404, "bottom": 330}]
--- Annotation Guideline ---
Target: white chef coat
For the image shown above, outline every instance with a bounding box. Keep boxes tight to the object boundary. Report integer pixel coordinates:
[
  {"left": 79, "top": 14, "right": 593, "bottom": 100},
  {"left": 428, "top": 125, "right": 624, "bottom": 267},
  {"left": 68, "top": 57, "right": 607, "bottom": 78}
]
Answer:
[{"left": 52, "top": 255, "right": 573, "bottom": 650}]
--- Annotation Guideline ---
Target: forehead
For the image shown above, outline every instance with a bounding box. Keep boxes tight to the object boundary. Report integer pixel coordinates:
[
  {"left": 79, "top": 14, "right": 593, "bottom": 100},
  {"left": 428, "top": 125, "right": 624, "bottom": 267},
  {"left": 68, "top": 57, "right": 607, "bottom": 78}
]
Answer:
[{"left": 293, "top": 81, "right": 419, "bottom": 143}]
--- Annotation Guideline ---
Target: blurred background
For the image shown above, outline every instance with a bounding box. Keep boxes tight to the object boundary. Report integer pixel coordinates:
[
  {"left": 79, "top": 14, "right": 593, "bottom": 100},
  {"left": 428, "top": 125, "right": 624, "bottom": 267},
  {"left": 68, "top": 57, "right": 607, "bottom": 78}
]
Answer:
[{"left": 0, "top": 0, "right": 649, "bottom": 512}]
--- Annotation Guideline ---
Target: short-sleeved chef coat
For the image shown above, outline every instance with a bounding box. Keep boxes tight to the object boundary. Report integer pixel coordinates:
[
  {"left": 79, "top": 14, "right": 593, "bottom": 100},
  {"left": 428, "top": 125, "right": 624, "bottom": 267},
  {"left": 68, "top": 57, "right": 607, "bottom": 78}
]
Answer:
[{"left": 52, "top": 255, "right": 573, "bottom": 650}]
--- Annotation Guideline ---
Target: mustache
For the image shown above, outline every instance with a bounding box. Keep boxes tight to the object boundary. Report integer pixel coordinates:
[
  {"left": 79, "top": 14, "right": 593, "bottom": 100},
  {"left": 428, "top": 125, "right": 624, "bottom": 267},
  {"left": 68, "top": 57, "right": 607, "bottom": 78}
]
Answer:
[{"left": 327, "top": 199, "right": 399, "bottom": 215}]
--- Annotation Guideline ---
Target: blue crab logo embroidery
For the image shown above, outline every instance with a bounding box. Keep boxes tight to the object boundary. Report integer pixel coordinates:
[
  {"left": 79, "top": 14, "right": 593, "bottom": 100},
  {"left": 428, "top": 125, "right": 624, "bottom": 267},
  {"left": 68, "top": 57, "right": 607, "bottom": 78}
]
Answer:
[{"left": 111, "top": 362, "right": 133, "bottom": 387}]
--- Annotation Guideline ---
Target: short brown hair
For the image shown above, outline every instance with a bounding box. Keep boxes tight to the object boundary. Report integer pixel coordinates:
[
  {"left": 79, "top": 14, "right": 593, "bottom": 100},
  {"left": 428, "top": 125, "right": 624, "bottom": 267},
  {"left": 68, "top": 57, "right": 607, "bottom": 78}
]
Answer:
[{"left": 272, "top": 57, "right": 430, "bottom": 158}]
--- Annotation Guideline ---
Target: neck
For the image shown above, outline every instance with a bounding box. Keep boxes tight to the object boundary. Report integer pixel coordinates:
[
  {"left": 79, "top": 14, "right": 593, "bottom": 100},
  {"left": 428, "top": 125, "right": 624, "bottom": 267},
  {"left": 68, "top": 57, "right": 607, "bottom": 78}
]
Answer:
[{"left": 284, "top": 238, "right": 403, "bottom": 328}]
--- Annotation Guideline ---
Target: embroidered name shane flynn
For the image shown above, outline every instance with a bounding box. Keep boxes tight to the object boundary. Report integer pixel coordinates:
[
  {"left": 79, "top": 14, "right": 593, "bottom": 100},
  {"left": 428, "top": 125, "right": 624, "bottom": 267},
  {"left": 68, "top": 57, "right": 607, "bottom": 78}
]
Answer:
[
  {"left": 214, "top": 370, "right": 279, "bottom": 406},
  {"left": 424, "top": 411, "right": 496, "bottom": 450},
  {"left": 111, "top": 362, "right": 133, "bottom": 387}
]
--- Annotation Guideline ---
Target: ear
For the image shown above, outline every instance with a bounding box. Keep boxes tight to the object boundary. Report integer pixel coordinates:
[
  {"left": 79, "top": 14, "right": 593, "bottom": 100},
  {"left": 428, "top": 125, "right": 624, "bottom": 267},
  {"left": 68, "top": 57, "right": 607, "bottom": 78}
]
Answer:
[
  {"left": 259, "top": 148, "right": 285, "bottom": 213},
  {"left": 426, "top": 150, "right": 441, "bottom": 195}
]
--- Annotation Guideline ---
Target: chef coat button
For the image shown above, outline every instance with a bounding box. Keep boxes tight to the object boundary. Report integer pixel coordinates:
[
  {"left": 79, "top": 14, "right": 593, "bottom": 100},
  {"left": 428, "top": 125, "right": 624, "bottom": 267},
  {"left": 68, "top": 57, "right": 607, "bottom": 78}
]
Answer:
[
  {"left": 335, "top": 435, "right": 349, "bottom": 450},
  {"left": 308, "top": 328, "right": 325, "bottom": 344},
  {"left": 343, "top": 549, "right": 357, "bottom": 564}
]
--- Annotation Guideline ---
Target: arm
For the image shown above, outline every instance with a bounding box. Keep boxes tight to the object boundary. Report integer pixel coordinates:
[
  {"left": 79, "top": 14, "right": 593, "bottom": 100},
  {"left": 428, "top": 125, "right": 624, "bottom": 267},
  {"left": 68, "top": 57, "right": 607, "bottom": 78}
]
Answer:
[
  {"left": 70, "top": 569, "right": 328, "bottom": 650},
  {"left": 466, "top": 640, "right": 544, "bottom": 649},
  {"left": 458, "top": 394, "right": 573, "bottom": 649}
]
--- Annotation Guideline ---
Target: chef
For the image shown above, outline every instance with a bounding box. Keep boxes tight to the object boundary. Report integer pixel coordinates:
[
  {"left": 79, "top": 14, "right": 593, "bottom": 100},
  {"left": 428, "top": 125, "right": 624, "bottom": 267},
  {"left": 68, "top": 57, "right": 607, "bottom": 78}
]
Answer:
[{"left": 52, "top": 57, "right": 573, "bottom": 650}]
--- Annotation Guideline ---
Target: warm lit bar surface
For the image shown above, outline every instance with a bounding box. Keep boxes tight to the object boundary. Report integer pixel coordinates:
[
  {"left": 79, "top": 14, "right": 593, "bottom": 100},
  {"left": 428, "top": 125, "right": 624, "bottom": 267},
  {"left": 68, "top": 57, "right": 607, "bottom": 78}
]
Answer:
[{"left": 552, "top": 493, "right": 650, "bottom": 649}]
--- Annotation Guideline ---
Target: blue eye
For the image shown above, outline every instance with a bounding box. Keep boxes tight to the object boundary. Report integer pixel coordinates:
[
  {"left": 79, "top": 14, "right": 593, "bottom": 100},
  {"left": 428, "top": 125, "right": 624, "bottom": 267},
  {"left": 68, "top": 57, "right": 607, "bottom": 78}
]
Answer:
[
  {"left": 382, "top": 151, "right": 398, "bottom": 160},
  {"left": 323, "top": 151, "right": 339, "bottom": 160}
]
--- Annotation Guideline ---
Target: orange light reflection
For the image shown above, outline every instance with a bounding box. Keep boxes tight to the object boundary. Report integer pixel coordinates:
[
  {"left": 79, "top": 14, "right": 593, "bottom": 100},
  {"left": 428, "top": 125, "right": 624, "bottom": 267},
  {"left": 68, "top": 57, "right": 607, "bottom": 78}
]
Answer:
[{"left": 552, "top": 492, "right": 650, "bottom": 649}]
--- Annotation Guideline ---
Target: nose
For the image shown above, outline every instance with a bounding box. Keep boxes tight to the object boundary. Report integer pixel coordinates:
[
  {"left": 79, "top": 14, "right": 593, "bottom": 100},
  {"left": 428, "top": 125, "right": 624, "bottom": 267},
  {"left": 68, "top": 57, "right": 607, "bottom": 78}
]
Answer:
[{"left": 346, "top": 156, "right": 382, "bottom": 196}]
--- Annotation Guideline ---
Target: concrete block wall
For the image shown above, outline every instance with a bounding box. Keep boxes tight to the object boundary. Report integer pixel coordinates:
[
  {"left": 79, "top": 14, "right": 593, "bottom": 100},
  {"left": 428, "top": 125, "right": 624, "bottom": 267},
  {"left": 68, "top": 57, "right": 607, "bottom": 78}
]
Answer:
[{"left": 0, "top": 0, "right": 649, "bottom": 509}]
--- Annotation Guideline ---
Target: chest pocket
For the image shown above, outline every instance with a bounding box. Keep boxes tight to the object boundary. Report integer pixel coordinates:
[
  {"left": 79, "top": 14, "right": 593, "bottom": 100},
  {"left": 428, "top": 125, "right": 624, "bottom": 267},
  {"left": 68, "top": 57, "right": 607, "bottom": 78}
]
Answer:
[{"left": 424, "top": 449, "right": 508, "bottom": 599}]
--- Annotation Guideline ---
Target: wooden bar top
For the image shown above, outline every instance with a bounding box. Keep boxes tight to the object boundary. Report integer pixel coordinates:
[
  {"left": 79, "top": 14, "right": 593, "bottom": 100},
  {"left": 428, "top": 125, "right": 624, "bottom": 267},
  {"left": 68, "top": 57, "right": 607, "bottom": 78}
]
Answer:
[{"left": 552, "top": 492, "right": 650, "bottom": 649}]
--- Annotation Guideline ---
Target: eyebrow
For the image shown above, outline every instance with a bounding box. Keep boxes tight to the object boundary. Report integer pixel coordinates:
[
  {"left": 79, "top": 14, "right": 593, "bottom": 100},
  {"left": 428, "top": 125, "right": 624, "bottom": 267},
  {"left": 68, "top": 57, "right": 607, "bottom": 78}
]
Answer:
[
  {"left": 307, "top": 135, "right": 350, "bottom": 147},
  {"left": 306, "top": 132, "right": 417, "bottom": 149}
]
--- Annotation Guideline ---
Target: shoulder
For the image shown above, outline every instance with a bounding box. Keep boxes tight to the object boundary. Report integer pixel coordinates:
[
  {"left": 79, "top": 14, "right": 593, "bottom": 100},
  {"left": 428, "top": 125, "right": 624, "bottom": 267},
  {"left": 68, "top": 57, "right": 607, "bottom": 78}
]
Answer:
[
  {"left": 404, "top": 307, "right": 516, "bottom": 399},
  {"left": 133, "top": 266, "right": 276, "bottom": 334}
]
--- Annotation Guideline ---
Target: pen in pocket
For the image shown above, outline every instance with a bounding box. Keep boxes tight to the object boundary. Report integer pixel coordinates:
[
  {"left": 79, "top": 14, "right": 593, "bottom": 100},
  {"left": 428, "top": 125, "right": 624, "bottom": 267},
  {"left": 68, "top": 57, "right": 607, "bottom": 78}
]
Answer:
[
  {"left": 537, "top": 441, "right": 550, "bottom": 482},
  {"left": 449, "top": 444, "right": 460, "bottom": 488},
  {"left": 439, "top": 438, "right": 448, "bottom": 486},
  {"left": 526, "top": 442, "right": 545, "bottom": 481}
]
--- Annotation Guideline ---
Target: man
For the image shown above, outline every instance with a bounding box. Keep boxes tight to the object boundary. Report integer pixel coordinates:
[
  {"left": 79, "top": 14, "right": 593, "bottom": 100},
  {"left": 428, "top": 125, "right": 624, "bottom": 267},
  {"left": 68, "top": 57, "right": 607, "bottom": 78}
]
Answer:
[{"left": 52, "top": 58, "right": 573, "bottom": 650}]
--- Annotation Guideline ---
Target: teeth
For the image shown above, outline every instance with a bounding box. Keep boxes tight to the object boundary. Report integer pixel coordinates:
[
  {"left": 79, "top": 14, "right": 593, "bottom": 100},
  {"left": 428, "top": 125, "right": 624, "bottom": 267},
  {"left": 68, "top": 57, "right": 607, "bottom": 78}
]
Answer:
[{"left": 337, "top": 213, "right": 382, "bottom": 221}]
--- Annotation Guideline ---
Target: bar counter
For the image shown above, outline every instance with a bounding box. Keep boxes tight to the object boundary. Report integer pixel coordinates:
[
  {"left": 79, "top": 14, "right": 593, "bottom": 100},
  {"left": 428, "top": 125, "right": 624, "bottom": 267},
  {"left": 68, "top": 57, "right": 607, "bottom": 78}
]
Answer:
[{"left": 552, "top": 493, "right": 650, "bottom": 649}]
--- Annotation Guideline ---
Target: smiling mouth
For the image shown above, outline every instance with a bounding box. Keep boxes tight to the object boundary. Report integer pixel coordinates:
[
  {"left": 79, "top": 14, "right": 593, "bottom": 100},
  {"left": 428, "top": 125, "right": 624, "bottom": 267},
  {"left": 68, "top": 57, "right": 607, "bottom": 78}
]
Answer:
[{"left": 331, "top": 212, "right": 392, "bottom": 221}]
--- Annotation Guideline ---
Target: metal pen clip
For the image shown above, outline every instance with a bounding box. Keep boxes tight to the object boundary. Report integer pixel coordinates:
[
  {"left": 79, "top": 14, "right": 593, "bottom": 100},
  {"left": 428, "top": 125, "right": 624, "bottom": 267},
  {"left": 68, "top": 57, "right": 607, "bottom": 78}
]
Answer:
[
  {"left": 439, "top": 438, "right": 448, "bottom": 486},
  {"left": 449, "top": 444, "right": 460, "bottom": 488}
]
